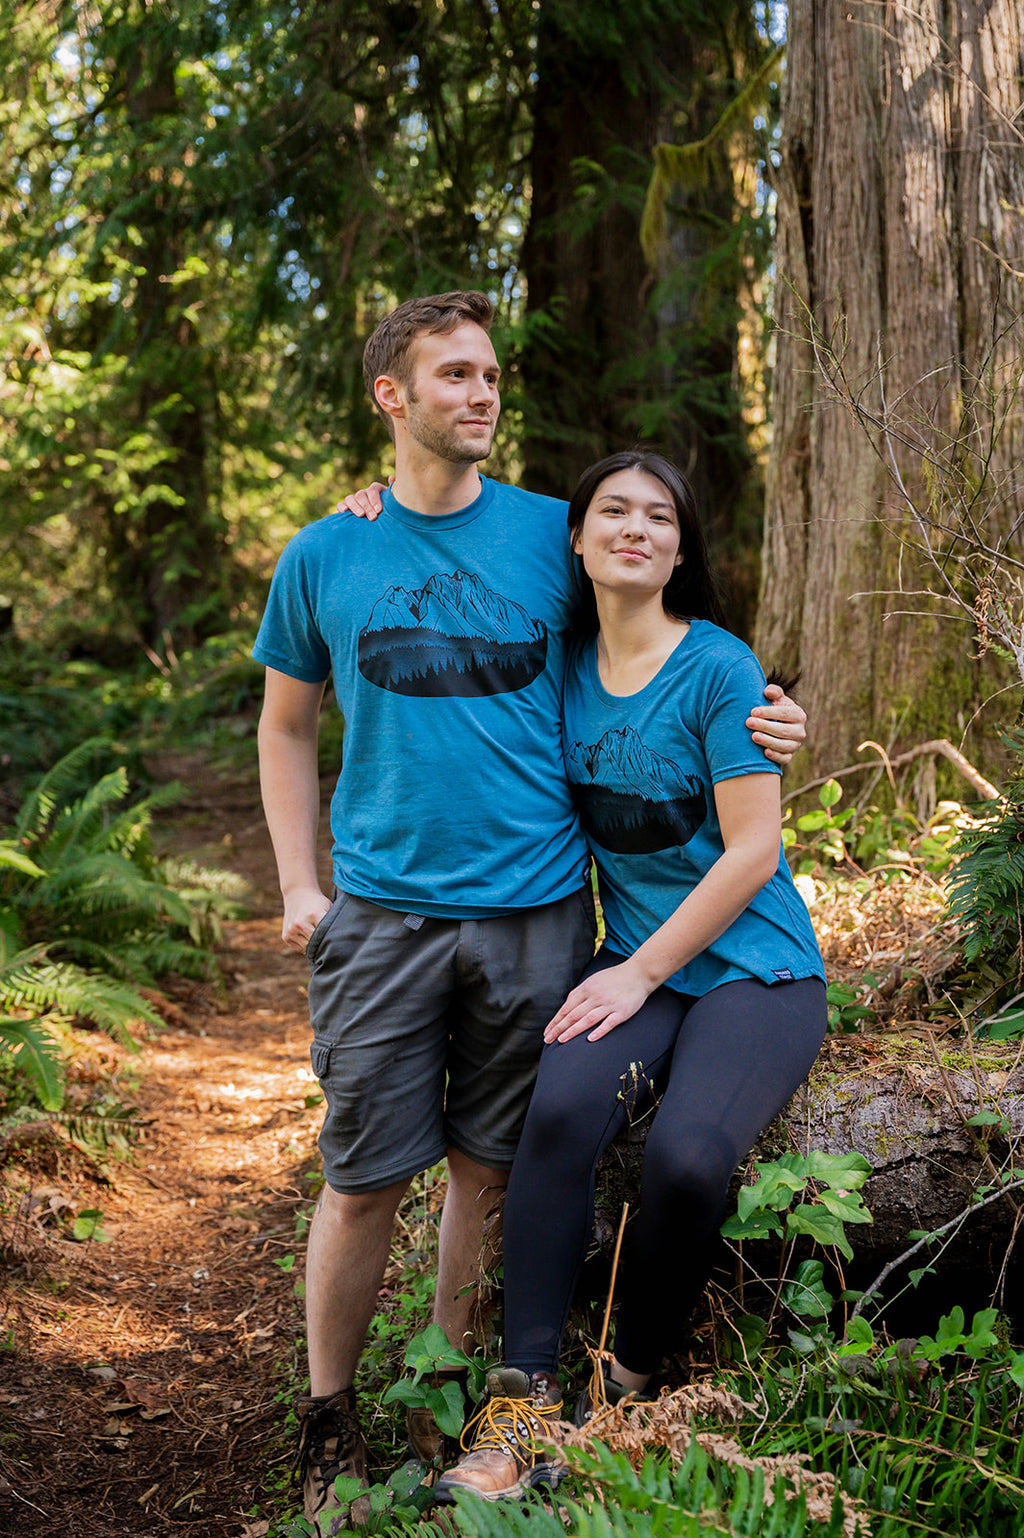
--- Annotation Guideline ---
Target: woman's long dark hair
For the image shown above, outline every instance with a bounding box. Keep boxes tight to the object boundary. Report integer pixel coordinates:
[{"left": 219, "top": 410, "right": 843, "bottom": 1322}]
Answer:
[{"left": 566, "top": 451, "right": 729, "bottom": 635}]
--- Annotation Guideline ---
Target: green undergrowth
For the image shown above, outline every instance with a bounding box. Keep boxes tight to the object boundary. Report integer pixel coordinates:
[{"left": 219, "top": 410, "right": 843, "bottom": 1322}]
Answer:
[
  {"left": 257, "top": 1142, "right": 1024, "bottom": 1537},
  {"left": 0, "top": 739, "right": 250, "bottom": 1112},
  {"left": 0, "top": 629, "right": 266, "bottom": 796}
]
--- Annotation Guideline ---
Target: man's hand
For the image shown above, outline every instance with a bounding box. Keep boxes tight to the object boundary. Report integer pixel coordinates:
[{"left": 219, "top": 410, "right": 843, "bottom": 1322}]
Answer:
[
  {"left": 282, "top": 885, "right": 333, "bottom": 954},
  {"left": 747, "top": 683, "right": 806, "bottom": 768},
  {"left": 544, "top": 960, "right": 652, "bottom": 1045},
  {"left": 337, "top": 480, "right": 390, "bottom": 520}
]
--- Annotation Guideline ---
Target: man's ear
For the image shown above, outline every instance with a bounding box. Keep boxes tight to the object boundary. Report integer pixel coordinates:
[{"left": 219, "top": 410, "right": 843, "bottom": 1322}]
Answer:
[{"left": 374, "top": 374, "right": 405, "bottom": 425}]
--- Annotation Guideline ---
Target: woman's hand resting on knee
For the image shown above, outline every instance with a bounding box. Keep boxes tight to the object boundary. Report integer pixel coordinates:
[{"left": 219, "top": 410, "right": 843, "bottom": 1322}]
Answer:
[{"left": 544, "top": 961, "right": 653, "bottom": 1045}]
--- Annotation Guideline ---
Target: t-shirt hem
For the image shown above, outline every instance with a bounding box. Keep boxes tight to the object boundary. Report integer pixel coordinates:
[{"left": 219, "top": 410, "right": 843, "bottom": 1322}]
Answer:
[{"left": 335, "top": 870, "right": 587, "bottom": 920}]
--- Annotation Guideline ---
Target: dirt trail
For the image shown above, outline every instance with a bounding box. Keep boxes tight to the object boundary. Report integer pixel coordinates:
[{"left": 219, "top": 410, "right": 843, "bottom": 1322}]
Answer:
[{"left": 0, "top": 758, "right": 329, "bottom": 1537}]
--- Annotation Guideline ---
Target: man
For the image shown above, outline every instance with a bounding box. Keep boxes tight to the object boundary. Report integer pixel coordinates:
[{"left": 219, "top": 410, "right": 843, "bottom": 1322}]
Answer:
[{"left": 254, "top": 291, "right": 804, "bottom": 1534}]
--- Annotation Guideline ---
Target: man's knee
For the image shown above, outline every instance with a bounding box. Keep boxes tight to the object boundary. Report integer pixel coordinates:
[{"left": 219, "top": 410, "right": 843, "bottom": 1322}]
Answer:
[
  {"left": 445, "top": 1147, "right": 509, "bottom": 1198},
  {"left": 314, "top": 1176, "right": 410, "bottom": 1226}
]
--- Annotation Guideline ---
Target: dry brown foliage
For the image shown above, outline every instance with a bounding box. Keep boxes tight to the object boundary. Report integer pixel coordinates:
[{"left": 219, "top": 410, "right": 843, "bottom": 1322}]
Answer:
[{"left": 561, "top": 1382, "right": 871, "bottom": 1538}]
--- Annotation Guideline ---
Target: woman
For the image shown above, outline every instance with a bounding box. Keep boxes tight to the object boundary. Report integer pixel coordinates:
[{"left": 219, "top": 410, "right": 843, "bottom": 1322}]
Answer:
[{"left": 437, "top": 452, "right": 827, "bottom": 1504}]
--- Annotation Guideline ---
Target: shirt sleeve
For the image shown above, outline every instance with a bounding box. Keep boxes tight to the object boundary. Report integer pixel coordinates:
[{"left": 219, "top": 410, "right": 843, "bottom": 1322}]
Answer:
[
  {"left": 252, "top": 536, "right": 332, "bottom": 683},
  {"left": 701, "top": 653, "right": 782, "bottom": 784}
]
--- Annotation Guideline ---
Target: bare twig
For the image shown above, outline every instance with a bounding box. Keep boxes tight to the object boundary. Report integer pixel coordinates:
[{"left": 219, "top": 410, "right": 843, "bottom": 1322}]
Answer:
[
  {"left": 783, "top": 738, "right": 1001, "bottom": 807},
  {"left": 850, "top": 1176, "right": 1024, "bottom": 1321}
]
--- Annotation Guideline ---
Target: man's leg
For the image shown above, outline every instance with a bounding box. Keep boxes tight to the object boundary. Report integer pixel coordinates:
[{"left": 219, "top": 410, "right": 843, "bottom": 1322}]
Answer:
[
  {"left": 434, "top": 1149, "right": 508, "bottom": 1354},
  {"left": 295, "top": 1178, "right": 410, "bottom": 1535},
  {"left": 306, "top": 1178, "right": 411, "bottom": 1395}
]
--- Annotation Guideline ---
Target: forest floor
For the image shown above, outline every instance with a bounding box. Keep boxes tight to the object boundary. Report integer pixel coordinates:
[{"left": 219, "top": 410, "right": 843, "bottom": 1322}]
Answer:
[
  {"left": 0, "top": 746, "right": 961, "bottom": 1536},
  {"left": 0, "top": 753, "right": 335, "bottom": 1537}
]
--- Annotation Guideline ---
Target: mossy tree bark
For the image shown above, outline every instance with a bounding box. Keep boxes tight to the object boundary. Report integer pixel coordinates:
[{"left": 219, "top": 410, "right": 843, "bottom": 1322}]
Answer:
[{"left": 757, "top": 0, "right": 1024, "bottom": 786}]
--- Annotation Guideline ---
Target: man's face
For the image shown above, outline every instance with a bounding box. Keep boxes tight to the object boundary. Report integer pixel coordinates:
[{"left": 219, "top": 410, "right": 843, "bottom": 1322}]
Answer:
[{"left": 401, "top": 322, "right": 501, "bottom": 465}]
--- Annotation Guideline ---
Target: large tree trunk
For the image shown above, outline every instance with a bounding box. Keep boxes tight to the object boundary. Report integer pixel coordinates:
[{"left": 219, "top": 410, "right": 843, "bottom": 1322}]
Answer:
[
  {"left": 757, "top": 0, "right": 1024, "bottom": 786},
  {"left": 520, "top": 2, "right": 774, "bottom": 631},
  {"left": 519, "top": 3, "right": 661, "bottom": 497},
  {"left": 106, "top": 15, "right": 228, "bottom": 649}
]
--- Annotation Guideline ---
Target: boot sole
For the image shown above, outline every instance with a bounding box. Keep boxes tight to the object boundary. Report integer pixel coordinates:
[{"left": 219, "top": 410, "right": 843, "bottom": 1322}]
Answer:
[{"left": 432, "top": 1462, "right": 566, "bottom": 1505}]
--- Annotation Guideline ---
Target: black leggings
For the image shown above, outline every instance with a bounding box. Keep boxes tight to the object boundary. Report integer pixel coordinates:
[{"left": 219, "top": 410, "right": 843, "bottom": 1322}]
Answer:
[{"left": 502, "top": 953, "right": 827, "bottom": 1377}]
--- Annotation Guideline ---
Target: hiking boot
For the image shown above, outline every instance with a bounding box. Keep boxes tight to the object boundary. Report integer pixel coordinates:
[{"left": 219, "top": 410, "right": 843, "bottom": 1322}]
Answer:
[
  {"left": 293, "top": 1387, "right": 371, "bottom": 1533},
  {"left": 574, "top": 1359, "right": 650, "bottom": 1426},
  {"left": 433, "top": 1367, "right": 564, "bottom": 1504},
  {"left": 405, "top": 1370, "right": 467, "bottom": 1469}
]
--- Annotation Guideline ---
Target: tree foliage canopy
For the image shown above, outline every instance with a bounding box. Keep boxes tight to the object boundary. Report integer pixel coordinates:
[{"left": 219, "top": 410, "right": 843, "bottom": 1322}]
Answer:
[{"left": 1, "top": 0, "right": 775, "bottom": 651}]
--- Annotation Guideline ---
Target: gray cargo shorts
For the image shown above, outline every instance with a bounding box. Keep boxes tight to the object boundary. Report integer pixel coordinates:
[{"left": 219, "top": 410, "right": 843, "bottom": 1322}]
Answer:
[{"left": 305, "top": 885, "right": 597, "bottom": 1193}]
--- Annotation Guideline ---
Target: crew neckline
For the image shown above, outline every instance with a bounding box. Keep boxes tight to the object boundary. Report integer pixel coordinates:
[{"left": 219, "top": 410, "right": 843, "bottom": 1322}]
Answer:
[
  {"left": 584, "top": 619, "right": 700, "bottom": 704},
  {"left": 381, "top": 475, "right": 497, "bottom": 529}
]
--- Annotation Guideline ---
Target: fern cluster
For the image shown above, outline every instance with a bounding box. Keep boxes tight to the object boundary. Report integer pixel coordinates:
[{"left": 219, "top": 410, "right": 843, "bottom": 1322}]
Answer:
[
  {"left": 944, "top": 728, "right": 1024, "bottom": 1006},
  {"left": 1, "top": 739, "right": 236, "bottom": 1108}
]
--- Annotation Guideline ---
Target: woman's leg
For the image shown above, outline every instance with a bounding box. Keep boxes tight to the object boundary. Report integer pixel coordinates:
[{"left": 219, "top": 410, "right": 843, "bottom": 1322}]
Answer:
[
  {"left": 612, "top": 976, "right": 827, "bottom": 1377},
  {"left": 502, "top": 952, "right": 688, "bottom": 1376}
]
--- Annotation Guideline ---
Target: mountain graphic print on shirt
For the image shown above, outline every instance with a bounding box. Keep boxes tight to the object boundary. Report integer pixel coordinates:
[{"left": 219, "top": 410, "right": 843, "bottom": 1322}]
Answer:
[
  {"left": 357, "top": 570, "right": 548, "bottom": 697},
  {"left": 566, "top": 725, "right": 707, "bottom": 854}
]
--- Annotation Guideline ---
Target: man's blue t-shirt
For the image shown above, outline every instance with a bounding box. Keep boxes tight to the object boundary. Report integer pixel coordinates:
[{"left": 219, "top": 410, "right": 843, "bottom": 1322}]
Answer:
[
  {"left": 563, "top": 621, "right": 825, "bottom": 994},
  {"left": 253, "top": 476, "right": 590, "bottom": 917}
]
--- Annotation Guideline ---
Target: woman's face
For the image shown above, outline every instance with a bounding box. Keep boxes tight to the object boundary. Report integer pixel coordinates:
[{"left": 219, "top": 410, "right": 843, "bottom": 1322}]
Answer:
[{"left": 573, "top": 468, "right": 683, "bottom": 601}]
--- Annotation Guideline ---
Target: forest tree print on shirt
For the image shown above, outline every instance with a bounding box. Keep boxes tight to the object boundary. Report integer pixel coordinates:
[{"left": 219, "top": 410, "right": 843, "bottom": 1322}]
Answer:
[
  {"left": 565, "top": 725, "right": 707, "bottom": 854},
  {"left": 357, "top": 570, "right": 548, "bottom": 696}
]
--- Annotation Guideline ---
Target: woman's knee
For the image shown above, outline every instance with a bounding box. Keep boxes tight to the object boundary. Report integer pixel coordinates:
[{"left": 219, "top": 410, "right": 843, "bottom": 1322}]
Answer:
[{"left": 641, "top": 1125, "right": 737, "bottom": 1218}]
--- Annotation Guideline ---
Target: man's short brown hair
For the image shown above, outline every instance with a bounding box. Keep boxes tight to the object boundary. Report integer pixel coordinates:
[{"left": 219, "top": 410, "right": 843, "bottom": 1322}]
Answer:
[{"left": 362, "top": 291, "right": 495, "bottom": 423}]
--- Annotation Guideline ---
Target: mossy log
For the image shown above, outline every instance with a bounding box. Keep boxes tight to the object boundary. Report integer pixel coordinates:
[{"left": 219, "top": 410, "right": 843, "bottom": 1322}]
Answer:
[{"left": 594, "top": 1036, "right": 1024, "bottom": 1259}]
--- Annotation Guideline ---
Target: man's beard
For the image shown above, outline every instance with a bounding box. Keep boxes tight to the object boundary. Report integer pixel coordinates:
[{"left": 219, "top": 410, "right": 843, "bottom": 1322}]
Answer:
[{"left": 405, "top": 396, "right": 494, "bottom": 464}]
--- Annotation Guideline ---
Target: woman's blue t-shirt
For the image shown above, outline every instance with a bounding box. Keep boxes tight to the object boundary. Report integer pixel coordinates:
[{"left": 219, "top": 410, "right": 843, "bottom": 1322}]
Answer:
[
  {"left": 563, "top": 621, "right": 825, "bottom": 994},
  {"left": 253, "top": 476, "right": 590, "bottom": 917}
]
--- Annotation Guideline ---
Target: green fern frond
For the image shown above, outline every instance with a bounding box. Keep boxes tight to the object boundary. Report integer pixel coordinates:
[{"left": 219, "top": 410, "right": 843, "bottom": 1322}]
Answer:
[
  {"left": 13, "top": 737, "right": 117, "bottom": 841},
  {"left": 36, "top": 767, "right": 131, "bottom": 864},
  {"left": 0, "top": 1014, "right": 64, "bottom": 1110},
  {"left": 0, "top": 840, "right": 45, "bottom": 881},
  {"left": 641, "top": 42, "right": 785, "bottom": 267},
  {"left": 945, "top": 756, "right": 1024, "bottom": 990},
  {"left": 39, "top": 853, "right": 197, "bottom": 929},
  {"left": 1, "top": 958, "right": 157, "bottom": 1042}
]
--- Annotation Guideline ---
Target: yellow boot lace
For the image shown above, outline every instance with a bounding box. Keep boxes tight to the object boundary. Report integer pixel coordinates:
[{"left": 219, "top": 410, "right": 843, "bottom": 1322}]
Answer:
[{"left": 460, "top": 1388, "right": 563, "bottom": 1458}]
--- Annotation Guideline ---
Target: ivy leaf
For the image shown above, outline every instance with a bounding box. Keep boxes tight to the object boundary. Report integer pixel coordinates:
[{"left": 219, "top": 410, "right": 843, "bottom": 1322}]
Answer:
[
  {"left": 720, "top": 1209, "right": 783, "bottom": 1241},
  {"left": 786, "top": 1202, "right": 854, "bottom": 1260},
  {"left": 781, "top": 1259, "right": 833, "bottom": 1318},
  {"left": 815, "top": 1188, "right": 873, "bottom": 1225},
  {"left": 800, "top": 1150, "right": 873, "bottom": 1191}
]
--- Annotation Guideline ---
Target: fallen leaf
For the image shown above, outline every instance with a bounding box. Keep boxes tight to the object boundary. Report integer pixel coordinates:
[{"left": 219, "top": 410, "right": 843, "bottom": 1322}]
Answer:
[
  {"left": 119, "top": 1378, "right": 167, "bottom": 1412},
  {"left": 99, "top": 1417, "right": 132, "bottom": 1438}
]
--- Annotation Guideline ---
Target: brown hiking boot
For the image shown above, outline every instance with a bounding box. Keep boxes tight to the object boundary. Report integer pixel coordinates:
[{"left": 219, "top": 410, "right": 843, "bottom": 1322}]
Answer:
[
  {"left": 293, "top": 1387, "right": 371, "bottom": 1533},
  {"left": 433, "top": 1368, "right": 565, "bottom": 1504},
  {"left": 573, "top": 1356, "right": 651, "bottom": 1426},
  {"left": 405, "top": 1369, "right": 467, "bottom": 1469}
]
